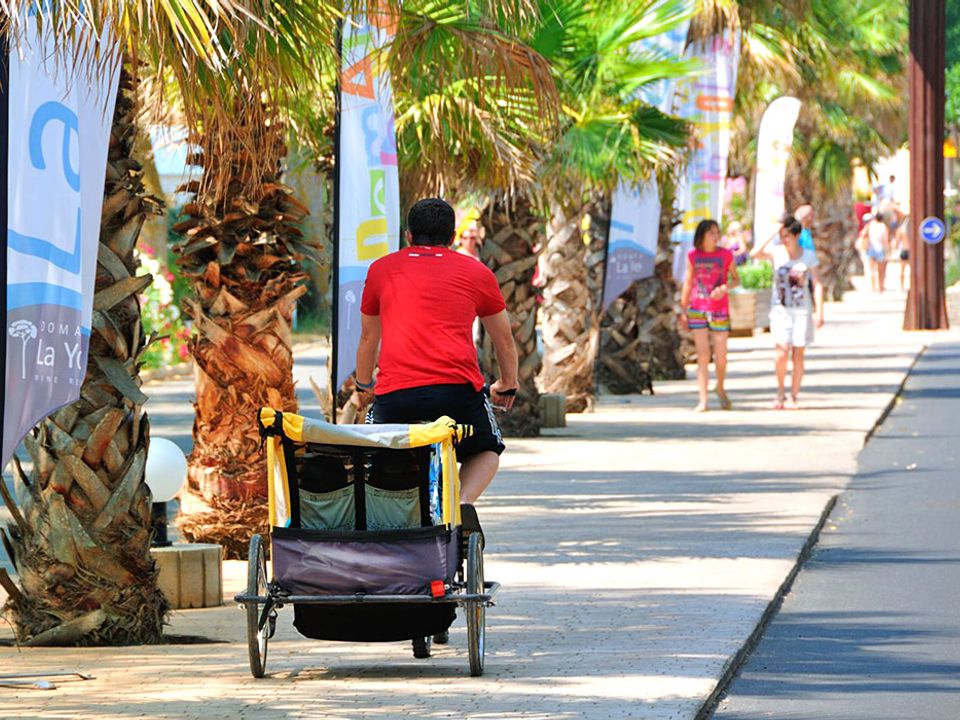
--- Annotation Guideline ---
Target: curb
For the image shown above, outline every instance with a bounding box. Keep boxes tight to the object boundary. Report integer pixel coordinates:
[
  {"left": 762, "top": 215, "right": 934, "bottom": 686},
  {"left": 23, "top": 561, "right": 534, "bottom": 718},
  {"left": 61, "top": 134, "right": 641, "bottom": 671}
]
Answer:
[
  {"left": 862, "top": 344, "right": 926, "bottom": 447},
  {"left": 695, "top": 344, "right": 925, "bottom": 719},
  {"left": 695, "top": 493, "right": 838, "bottom": 720}
]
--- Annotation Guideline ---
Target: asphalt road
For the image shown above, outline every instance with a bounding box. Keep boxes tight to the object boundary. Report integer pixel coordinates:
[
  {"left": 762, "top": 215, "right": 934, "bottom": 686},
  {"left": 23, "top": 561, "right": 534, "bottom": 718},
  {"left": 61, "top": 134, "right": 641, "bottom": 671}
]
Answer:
[{"left": 713, "top": 340, "right": 960, "bottom": 720}]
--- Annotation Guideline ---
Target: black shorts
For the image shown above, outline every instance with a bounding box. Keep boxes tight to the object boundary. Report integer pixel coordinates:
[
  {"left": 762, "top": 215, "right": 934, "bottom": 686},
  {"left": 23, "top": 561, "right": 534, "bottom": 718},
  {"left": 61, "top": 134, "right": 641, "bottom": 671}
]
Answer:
[{"left": 369, "top": 384, "right": 505, "bottom": 461}]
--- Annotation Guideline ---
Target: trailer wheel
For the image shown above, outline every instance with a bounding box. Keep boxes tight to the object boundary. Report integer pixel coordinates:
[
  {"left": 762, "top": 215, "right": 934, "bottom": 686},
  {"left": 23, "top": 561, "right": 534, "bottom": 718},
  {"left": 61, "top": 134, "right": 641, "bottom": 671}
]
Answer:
[
  {"left": 466, "top": 532, "right": 485, "bottom": 676},
  {"left": 246, "top": 534, "right": 270, "bottom": 678}
]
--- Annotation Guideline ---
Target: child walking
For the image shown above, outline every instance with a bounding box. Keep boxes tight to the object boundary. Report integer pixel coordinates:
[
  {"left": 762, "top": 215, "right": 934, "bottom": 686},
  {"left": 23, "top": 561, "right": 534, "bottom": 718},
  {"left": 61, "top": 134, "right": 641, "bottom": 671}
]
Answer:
[
  {"left": 752, "top": 215, "right": 825, "bottom": 409},
  {"left": 680, "top": 219, "right": 740, "bottom": 412}
]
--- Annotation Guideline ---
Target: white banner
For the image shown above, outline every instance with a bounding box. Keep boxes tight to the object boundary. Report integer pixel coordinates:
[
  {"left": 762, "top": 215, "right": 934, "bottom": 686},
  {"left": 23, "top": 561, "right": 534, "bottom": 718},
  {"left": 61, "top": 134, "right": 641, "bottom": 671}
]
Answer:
[
  {"left": 334, "top": 10, "right": 401, "bottom": 394},
  {"left": 671, "top": 32, "right": 740, "bottom": 281},
  {"left": 2, "top": 13, "right": 120, "bottom": 466},
  {"left": 604, "top": 1, "right": 693, "bottom": 310},
  {"left": 752, "top": 96, "right": 801, "bottom": 249}
]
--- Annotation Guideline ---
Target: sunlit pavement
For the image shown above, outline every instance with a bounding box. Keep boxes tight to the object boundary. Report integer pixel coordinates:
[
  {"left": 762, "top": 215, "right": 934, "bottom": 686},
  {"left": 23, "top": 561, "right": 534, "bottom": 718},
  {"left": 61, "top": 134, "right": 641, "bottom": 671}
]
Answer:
[{"left": 2, "top": 281, "right": 956, "bottom": 719}]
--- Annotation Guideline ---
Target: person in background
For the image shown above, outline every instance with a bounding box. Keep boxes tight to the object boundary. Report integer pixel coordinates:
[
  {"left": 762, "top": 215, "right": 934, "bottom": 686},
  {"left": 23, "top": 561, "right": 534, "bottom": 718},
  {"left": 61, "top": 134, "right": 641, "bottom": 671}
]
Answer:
[
  {"left": 721, "top": 221, "right": 750, "bottom": 265},
  {"left": 455, "top": 218, "right": 483, "bottom": 261},
  {"left": 680, "top": 219, "right": 740, "bottom": 412},
  {"left": 752, "top": 216, "right": 825, "bottom": 410},
  {"left": 794, "top": 205, "right": 816, "bottom": 251},
  {"left": 858, "top": 212, "right": 891, "bottom": 293},
  {"left": 895, "top": 215, "right": 910, "bottom": 292}
]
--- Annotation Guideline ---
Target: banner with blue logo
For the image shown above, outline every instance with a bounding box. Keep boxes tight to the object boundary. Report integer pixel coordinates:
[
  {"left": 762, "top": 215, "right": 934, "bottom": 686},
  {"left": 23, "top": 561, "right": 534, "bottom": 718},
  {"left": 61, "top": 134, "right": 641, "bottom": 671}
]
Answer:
[
  {"left": 332, "top": 7, "right": 401, "bottom": 398},
  {"left": 1, "top": 14, "right": 121, "bottom": 466}
]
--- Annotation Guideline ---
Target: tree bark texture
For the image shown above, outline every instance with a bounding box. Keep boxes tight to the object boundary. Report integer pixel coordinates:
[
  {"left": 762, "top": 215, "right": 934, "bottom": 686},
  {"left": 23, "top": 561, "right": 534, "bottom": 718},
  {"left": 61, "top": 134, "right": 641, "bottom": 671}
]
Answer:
[
  {"left": 172, "top": 104, "right": 320, "bottom": 501},
  {"left": 905, "top": 0, "right": 948, "bottom": 329},
  {"left": 0, "top": 68, "right": 168, "bottom": 645},
  {"left": 538, "top": 199, "right": 598, "bottom": 413},
  {"left": 477, "top": 196, "right": 543, "bottom": 436}
]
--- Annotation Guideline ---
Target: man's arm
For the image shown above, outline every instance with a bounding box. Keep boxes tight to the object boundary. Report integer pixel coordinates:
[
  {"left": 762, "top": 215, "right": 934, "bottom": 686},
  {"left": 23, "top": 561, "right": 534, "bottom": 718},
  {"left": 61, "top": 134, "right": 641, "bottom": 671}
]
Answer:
[
  {"left": 355, "top": 312, "right": 381, "bottom": 404},
  {"left": 479, "top": 309, "right": 519, "bottom": 410}
]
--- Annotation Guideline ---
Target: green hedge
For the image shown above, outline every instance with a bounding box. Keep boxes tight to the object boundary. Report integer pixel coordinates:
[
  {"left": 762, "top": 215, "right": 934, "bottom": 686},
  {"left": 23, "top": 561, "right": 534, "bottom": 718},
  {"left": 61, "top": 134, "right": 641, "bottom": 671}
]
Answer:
[{"left": 738, "top": 261, "right": 773, "bottom": 290}]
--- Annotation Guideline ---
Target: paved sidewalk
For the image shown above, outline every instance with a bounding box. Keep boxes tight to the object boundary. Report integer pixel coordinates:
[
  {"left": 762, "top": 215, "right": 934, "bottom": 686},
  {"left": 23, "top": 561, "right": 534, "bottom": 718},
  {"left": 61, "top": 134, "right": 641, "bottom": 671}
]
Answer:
[{"left": 0, "top": 287, "right": 947, "bottom": 719}]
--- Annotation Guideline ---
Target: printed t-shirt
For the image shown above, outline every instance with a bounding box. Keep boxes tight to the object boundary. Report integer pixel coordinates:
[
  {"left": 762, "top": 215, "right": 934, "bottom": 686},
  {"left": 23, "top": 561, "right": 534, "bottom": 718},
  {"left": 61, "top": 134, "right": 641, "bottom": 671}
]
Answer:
[
  {"left": 687, "top": 247, "right": 734, "bottom": 314},
  {"left": 771, "top": 245, "right": 819, "bottom": 310},
  {"left": 361, "top": 246, "right": 506, "bottom": 395}
]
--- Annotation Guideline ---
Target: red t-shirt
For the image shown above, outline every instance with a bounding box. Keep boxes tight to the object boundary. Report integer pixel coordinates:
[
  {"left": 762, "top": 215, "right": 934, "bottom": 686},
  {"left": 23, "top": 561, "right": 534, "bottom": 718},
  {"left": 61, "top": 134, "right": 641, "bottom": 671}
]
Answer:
[{"left": 360, "top": 246, "right": 506, "bottom": 395}]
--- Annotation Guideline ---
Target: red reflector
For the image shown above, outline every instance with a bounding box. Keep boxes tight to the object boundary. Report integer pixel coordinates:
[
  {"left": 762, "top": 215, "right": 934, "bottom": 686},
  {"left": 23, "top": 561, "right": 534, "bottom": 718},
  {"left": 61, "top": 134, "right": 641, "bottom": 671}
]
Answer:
[{"left": 430, "top": 580, "right": 446, "bottom": 598}]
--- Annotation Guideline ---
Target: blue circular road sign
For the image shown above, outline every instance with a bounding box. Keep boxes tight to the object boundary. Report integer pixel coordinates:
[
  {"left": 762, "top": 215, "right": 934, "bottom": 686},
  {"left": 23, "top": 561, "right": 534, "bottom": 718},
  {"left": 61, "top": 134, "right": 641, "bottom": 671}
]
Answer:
[{"left": 919, "top": 216, "right": 946, "bottom": 245}]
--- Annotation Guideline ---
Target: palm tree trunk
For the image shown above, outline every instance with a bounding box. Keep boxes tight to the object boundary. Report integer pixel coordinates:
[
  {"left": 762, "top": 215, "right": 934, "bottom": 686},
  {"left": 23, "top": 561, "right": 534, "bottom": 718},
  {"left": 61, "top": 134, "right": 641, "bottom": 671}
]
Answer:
[
  {"left": 538, "top": 199, "right": 598, "bottom": 413},
  {"left": 477, "top": 196, "right": 543, "bottom": 436},
  {"left": 1, "top": 67, "right": 168, "bottom": 645},
  {"left": 172, "top": 104, "right": 315, "bottom": 504}
]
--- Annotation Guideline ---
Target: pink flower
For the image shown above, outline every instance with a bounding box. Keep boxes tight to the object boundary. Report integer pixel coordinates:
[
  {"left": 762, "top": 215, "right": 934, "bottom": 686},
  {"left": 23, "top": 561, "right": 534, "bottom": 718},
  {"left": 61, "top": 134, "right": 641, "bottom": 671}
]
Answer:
[
  {"left": 178, "top": 345, "right": 191, "bottom": 360},
  {"left": 141, "top": 245, "right": 156, "bottom": 258},
  {"left": 164, "top": 271, "right": 175, "bottom": 282}
]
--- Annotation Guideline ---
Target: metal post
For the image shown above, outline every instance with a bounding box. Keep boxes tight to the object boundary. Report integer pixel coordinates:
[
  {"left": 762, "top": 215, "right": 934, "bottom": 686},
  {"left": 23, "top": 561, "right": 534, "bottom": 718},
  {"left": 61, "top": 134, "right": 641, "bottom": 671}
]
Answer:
[{"left": 905, "top": 0, "right": 949, "bottom": 330}]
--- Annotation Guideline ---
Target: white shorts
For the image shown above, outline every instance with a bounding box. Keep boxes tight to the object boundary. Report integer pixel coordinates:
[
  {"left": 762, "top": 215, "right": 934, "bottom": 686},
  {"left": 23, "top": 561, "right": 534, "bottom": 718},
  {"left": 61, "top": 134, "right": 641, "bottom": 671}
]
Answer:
[{"left": 770, "top": 305, "right": 814, "bottom": 347}]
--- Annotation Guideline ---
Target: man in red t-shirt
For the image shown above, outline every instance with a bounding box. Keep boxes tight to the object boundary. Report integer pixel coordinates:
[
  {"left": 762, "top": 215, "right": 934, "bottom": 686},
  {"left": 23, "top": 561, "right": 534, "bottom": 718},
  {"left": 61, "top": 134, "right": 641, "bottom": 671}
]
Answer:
[{"left": 355, "top": 198, "right": 519, "bottom": 503}]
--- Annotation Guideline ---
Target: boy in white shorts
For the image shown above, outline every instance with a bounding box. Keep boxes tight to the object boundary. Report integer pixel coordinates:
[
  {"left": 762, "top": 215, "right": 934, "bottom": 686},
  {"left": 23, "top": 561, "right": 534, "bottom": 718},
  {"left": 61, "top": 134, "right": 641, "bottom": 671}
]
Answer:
[{"left": 752, "top": 216, "right": 825, "bottom": 409}]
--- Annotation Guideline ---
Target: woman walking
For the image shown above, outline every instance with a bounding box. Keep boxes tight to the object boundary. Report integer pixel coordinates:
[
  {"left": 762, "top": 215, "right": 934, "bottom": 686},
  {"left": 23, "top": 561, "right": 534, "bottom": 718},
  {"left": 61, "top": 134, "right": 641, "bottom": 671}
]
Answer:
[
  {"left": 858, "top": 213, "right": 891, "bottom": 292},
  {"left": 753, "top": 216, "right": 825, "bottom": 409},
  {"left": 680, "top": 219, "right": 740, "bottom": 412}
]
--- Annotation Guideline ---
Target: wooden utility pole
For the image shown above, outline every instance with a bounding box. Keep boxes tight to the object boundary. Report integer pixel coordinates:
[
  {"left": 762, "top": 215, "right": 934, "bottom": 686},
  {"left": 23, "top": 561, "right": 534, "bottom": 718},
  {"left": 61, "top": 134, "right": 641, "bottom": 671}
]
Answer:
[{"left": 905, "top": 0, "right": 949, "bottom": 330}]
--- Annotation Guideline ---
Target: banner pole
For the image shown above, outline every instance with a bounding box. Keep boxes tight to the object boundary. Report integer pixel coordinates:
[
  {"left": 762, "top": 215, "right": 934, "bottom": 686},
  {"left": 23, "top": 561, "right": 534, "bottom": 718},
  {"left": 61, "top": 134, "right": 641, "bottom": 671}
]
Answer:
[
  {"left": 0, "top": 31, "right": 9, "bottom": 459},
  {"left": 330, "top": 17, "right": 343, "bottom": 424}
]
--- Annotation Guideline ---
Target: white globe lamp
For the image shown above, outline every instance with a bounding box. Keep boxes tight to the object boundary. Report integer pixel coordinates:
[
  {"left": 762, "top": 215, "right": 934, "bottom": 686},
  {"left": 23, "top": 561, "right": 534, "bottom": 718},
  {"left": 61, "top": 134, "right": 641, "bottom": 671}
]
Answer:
[{"left": 145, "top": 438, "right": 188, "bottom": 547}]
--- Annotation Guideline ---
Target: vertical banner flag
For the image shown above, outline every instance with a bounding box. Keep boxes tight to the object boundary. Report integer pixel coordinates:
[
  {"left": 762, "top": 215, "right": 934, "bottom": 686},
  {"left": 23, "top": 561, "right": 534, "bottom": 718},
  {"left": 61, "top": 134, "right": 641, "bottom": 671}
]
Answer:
[
  {"left": 604, "top": 2, "right": 693, "bottom": 310},
  {"left": 1, "top": 15, "right": 121, "bottom": 467},
  {"left": 671, "top": 32, "right": 740, "bottom": 281},
  {"left": 333, "top": 8, "right": 401, "bottom": 395},
  {"left": 752, "top": 96, "right": 801, "bottom": 249}
]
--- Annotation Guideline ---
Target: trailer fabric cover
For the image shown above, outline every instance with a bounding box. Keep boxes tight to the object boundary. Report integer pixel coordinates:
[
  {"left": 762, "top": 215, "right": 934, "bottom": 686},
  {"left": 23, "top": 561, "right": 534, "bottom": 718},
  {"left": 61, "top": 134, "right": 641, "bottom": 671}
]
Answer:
[{"left": 271, "top": 525, "right": 458, "bottom": 596}]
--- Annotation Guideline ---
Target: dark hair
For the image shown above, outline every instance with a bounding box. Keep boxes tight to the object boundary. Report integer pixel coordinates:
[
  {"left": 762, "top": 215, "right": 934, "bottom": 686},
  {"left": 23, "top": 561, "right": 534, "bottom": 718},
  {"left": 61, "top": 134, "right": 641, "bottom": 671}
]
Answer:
[
  {"left": 407, "top": 198, "right": 456, "bottom": 246},
  {"left": 873, "top": 212, "right": 885, "bottom": 224},
  {"left": 693, "top": 219, "right": 720, "bottom": 251},
  {"left": 780, "top": 215, "right": 802, "bottom": 237}
]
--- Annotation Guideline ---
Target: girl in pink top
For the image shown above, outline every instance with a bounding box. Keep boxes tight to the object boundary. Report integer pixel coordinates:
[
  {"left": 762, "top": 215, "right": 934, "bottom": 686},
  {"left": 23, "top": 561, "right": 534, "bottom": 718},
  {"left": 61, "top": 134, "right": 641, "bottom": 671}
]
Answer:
[{"left": 680, "top": 219, "right": 740, "bottom": 412}]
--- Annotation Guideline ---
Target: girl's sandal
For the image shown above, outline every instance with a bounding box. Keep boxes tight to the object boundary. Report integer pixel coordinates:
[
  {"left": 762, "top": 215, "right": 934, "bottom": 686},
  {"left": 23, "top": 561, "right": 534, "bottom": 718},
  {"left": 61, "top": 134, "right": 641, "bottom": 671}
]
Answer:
[
  {"left": 715, "top": 388, "right": 733, "bottom": 410},
  {"left": 786, "top": 396, "right": 800, "bottom": 410},
  {"left": 693, "top": 402, "right": 709, "bottom": 413},
  {"left": 773, "top": 395, "right": 786, "bottom": 410}
]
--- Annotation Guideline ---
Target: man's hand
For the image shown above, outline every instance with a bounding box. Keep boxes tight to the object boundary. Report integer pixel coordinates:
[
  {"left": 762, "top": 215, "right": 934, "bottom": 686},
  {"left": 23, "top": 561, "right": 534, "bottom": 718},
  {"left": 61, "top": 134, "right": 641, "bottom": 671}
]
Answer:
[
  {"left": 679, "top": 312, "right": 689, "bottom": 330},
  {"left": 356, "top": 386, "right": 375, "bottom": 409},
  {"left": 490, "top": 380, "right": 518, "bottom": 411},
  {"left": 816, "top": 315, "right": 825, "bottom": 329}
]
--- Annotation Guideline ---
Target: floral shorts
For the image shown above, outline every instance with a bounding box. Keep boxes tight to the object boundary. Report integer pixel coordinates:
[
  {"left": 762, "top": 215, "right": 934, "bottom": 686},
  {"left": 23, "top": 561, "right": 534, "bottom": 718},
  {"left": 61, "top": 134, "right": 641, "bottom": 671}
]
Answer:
[{"left": 687, "top": 307, "right": 730, "bottom": 332}]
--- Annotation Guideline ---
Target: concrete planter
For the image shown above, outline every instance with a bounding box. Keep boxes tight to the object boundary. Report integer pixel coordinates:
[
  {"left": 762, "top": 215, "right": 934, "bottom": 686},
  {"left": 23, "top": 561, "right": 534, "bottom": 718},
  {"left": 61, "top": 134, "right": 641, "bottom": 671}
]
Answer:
[
  {"left": 729, "top": 291, "right": 756, "bottom": 337},
  {"left": 753, "top": 290, "right": 771, "bottom": 331}
]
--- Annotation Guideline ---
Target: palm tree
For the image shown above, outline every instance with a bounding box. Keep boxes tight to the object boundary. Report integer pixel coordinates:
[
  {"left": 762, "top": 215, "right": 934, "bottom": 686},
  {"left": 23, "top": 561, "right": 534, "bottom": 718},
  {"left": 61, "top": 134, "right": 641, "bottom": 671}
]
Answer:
[
  {"left": 721, "top": 0, "right": 905, "bottom": 300},
  {"left": 531, "top": 0, "right": 691, "bottom": 412},
  {"left": 1, "top": 68, "right": 169, "bottom": 645},
  {"left": 780, "top": 1, "right": 906, "bottom": 299},
  {"left": 0, "top": 0, "right": 341, "bottom": 641}
]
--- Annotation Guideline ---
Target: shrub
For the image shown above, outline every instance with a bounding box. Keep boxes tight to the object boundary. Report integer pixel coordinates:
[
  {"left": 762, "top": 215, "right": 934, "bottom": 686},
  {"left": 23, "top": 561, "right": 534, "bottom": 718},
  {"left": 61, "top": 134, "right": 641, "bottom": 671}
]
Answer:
[{"left": 738, "top": 261, "right": 773, "bottom": 290}]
